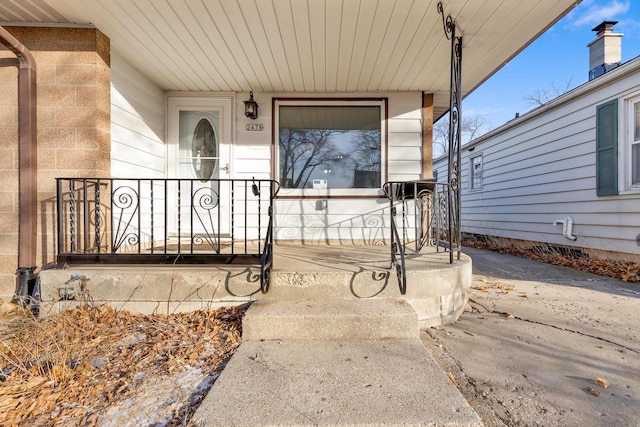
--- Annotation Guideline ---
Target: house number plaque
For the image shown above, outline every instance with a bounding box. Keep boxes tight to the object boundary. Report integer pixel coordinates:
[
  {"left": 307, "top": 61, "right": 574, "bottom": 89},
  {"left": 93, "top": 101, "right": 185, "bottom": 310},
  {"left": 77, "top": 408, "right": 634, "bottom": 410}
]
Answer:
[{"left": 246, "top": 123, "right": 264, "bottom": 131}]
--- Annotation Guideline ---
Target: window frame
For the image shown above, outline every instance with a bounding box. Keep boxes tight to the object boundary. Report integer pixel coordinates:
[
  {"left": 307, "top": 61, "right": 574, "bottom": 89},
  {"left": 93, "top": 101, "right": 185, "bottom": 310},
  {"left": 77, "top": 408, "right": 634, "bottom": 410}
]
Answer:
[
  {"left": 273, "top": 98, "right": 388, "bottom": 198},
  {"left": 622, "top": 93, "right": 640, "bottom": 193},
  {"left": 469, "top": 153, "right": 483, "bottom": 191}
]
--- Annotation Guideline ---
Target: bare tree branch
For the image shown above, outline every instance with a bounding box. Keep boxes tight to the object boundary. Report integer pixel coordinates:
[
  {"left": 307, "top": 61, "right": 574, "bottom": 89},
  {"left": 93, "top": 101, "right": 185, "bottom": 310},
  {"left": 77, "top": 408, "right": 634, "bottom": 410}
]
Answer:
[
  {"left": 523, "top": 78, "right": 574, "bottom": 107},
  {"left": 433, "top": 114, "right": 491, "bottom": 158}
]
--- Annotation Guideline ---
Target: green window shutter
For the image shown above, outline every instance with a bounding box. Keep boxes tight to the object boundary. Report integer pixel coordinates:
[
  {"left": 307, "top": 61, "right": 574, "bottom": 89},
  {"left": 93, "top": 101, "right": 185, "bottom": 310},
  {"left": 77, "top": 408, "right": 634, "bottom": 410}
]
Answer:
[{"left": 596, "top": 99, "right": 619, "bottom": 196}]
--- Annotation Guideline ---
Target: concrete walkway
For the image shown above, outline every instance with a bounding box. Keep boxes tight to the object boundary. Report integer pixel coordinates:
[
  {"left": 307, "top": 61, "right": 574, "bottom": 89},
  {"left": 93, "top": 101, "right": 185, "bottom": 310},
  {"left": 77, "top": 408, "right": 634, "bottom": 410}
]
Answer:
[
  {"left": 423, "top": 247, "right": 640, "bottom": 426},
  {"left": 193, "top": 339, "right": 481, "bottom": 426},
  {"left": 193, "top": 298, "right": 481, "bottom": 426},
  {"left": 195, "top": 246, "right": 640, "bottom": 426}
]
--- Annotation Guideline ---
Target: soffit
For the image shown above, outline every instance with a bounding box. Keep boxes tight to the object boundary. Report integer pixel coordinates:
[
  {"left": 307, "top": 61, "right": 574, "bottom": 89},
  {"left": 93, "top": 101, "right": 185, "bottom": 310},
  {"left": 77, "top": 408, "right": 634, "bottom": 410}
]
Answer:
[{"left": 1, "top": 0, "right": 579, "bottom": 117}]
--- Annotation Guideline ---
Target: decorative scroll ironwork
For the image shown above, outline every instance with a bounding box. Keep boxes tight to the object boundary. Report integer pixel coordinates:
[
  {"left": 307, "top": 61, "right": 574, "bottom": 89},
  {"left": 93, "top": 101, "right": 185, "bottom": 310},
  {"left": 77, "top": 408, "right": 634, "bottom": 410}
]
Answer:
[
  {"left": 438, "top": 1, "right": 463, "bottom": 262},
  {"left": 415, "top": 188, "right": 436, "bottom": 251},
  {"left": 112, "top": 185, "right": 140, "bottom": 252},
  {"left": 55, "top": 179, "right": 280, "bottom": 291},
  {"left": 68, "top": 180, "right": 76, "bottom": 253},
  {"left": 437, "top": 1, "right": 454, "bottom": 40},
  {"left": 260, "top": 205, "right": 274, "bottom": 294},
  {"left": 383, "top": 180, "right": 455, "bottom": 295},
  {"left": 437, "top": 188, "right": 450, "bottom": 246},
  {"left": 191, "top": 186, "right": 220, "bottom": 252},
  {"left": 94, "top": 181, "right": 101, "bottom": 251},
  {"left": 389, "top": 205, "right": 407, "bottom": 295}
]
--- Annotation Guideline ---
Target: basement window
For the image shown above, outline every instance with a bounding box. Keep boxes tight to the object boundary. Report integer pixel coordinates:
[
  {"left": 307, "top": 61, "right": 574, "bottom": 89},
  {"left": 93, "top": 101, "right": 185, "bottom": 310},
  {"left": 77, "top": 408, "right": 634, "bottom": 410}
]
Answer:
[{"left": 275, "top": 99, "right": 387, "bottom": 197}]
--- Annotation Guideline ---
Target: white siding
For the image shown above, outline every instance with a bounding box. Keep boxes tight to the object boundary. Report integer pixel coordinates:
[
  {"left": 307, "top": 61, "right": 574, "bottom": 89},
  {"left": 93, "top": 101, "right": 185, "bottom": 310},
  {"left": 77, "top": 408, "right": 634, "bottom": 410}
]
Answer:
[
  {"left": 109, "top": 86, "right": 422, "bottom": 243},
  {"left": 274, "top": 198, "right": 392, "bottom": 244},
  {"left": 434, "top": 60, "right": 640, "bottom": 256},
  {"left": 232, "top": 91, "right": 423, "bottom": 242},
  {"left": 111, "top": 52, "right": 165, "bottom": 178},
  {"left": 232, "top": 91, "right": 273, "bottom": 180},
  {"left": 387, "top": 92, "right": 423, "bottom": 182}
]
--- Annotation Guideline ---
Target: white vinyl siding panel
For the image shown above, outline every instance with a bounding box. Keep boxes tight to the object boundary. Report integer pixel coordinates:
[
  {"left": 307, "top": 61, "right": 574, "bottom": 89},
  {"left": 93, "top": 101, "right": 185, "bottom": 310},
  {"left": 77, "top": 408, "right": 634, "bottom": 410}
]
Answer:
[
  {"left": 345, "top": 2, "right": 377, "bottom": 91},
  {"left": 110, "top": 53, "right": 165, "bottom": 178},
  {"left": 386, "top": 92, "right": 422, "bottom": 181},
  {"left": 236, "top": 2, "right": 282, "bottom": 91},
  {"left": 158, "top": 1, "right": 236, "bottom": 91},
  {"left": 434, "top": 60, "right": 640, "bottom": 255},
  {"left": 366, "top": 0, "right": 414, "bottom": 90},
  {"left": 377, "top": 1, "right": 431, "bottom": 91},
  {"left": 323, "top": 0, "right": 341, "bottom": 91},
  {"left": 272, "top": 0, "right": 305, "bottom": 91},
  {"left": 274, "top": 198, "right": 391, "bottom": 243},
  {"left": 254, "top": 0, "right": 295, "bottom": 91},
  {"left": 233, "top": 92, "right": 272, "bottom": 181}
]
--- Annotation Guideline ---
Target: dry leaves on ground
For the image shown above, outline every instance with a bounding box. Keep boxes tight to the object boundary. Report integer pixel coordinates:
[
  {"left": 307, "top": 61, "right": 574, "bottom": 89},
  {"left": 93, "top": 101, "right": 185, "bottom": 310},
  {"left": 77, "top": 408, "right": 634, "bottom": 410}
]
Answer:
[
  {"left": 464, "top": 239, "right": 640, "bottom": 283},
  {"left": 472, "top": 279, "right": 515, "bottom": 295},
  {"left": 0, "top": 301, "right": 245, "bottom": 426}
]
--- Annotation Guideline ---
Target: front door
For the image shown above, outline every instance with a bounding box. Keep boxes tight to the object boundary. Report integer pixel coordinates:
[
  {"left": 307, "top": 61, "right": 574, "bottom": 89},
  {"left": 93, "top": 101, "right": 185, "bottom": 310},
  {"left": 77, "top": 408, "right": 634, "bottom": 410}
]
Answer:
[{"left": 167, "top": 96, "right": 233, "bottom": 243}]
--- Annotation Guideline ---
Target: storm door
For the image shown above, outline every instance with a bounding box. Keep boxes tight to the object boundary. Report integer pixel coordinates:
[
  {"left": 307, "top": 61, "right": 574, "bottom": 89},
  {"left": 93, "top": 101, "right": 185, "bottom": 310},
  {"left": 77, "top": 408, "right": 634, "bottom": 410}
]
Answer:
[{"left": 167, "top": 96, "right": 232, "bottom": 244}]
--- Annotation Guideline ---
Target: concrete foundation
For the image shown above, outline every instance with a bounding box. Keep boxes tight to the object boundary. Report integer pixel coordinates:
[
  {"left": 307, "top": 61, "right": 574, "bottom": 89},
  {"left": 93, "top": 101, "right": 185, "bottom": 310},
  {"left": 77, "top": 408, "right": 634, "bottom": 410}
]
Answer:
[{"left": 39, "top": 243, "right": 472, "bottom": 327}]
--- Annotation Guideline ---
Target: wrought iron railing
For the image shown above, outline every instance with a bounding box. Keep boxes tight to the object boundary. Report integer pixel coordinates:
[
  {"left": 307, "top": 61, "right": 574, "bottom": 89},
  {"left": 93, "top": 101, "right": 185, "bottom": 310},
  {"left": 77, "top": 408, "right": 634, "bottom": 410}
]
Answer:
[
  {"left": 383, "top": 180, "right": 458, "bottom": 294},
  {"left": 56, "top": 178, "right": 280, "bottom": 291}
]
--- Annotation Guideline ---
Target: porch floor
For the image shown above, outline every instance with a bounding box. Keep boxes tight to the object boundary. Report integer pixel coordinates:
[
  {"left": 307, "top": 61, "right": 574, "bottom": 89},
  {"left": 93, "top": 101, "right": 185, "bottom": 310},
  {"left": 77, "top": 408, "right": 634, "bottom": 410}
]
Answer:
[{"left": 273, "top": 241, "right": 455, "bottom": 272}]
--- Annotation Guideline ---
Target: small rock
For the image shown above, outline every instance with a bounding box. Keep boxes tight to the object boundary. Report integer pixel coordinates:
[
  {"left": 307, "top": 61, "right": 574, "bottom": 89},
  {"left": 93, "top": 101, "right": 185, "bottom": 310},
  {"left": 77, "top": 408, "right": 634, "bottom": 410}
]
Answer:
[
  {"left": 115, "top": 333, "right": 147, "bottom": 348},
  {"left": 90, "top": 356, "right": 109, "bottom": 370},
  {"left": 0, "top": 366, "right": 13, "bottom": 381}
]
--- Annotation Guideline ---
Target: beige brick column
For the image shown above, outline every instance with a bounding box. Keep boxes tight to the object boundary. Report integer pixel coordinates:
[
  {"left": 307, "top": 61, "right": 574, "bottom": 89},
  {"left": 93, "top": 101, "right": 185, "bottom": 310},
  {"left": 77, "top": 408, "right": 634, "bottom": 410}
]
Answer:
[{"left": 0, "top": 27, "right": 110, "bottom": 299}]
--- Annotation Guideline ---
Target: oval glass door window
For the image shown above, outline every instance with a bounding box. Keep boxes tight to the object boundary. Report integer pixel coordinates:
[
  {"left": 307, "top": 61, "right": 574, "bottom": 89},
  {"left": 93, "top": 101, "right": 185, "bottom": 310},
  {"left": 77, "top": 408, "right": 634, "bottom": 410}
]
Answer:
[{"left": 192, "top": 118, "right": 217, "bottom": 181}]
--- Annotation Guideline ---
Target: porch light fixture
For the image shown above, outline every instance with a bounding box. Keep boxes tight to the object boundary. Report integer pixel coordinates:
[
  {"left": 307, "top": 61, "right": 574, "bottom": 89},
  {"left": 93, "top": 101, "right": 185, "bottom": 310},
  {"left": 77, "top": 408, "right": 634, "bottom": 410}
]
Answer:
[{"left": 244, "top": 91, "right": 258, "bottom": 119}]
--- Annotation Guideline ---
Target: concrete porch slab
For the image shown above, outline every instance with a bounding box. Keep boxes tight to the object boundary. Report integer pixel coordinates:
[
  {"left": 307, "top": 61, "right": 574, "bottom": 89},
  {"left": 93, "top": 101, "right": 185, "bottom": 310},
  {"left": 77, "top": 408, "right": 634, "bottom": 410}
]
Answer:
[{"left": 38, "top": 244, "right": 471, "bottom": 327}]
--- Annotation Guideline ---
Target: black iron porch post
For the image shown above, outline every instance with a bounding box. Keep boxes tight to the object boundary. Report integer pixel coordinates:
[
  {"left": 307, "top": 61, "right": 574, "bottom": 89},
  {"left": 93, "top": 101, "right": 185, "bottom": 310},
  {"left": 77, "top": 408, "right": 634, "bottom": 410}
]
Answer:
[{"left": 438, "top": 2, "right": 462, "bottom": 263}]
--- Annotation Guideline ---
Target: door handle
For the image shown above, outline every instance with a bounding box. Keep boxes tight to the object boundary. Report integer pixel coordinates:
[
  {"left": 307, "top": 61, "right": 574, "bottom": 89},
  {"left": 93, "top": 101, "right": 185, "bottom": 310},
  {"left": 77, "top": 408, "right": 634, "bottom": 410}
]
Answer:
[{"left": 220, "top": 163, "right": 230, "bottom": 173}]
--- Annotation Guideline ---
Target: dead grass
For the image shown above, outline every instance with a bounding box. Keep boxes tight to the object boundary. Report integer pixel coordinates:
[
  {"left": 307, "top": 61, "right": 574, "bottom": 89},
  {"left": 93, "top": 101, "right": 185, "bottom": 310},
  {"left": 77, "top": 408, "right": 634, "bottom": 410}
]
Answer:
[
  {"left": 0, "top": 300, "right": 245, "bottom": 426},
  {"left": 464, "top": 238, "right": 640, "bottom": 283}
]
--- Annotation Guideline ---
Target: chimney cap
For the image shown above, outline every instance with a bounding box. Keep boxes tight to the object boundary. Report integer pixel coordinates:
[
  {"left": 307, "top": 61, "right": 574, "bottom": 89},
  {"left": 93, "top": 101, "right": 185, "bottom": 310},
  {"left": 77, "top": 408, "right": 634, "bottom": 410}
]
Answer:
[{"left": 592, "top": 21, "right": 618, "bottom": 34}]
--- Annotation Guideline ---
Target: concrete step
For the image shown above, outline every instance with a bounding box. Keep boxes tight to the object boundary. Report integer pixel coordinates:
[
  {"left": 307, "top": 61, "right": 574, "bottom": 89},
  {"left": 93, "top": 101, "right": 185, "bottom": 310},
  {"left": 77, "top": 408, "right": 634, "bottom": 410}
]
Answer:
[
  {"left": 242, "top": 298, "right": 419, "bottom": 341},
  {"left": 192, "top": 338, "right": 482, "bottom": 426}
]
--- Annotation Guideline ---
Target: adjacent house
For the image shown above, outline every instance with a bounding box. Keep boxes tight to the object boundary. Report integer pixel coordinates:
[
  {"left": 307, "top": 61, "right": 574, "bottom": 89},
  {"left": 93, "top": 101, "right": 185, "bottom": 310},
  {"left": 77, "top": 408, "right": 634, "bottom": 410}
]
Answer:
[
  {"left": 434, "top": 21, "right": 640, "bottom": 262},
  {"left": 0, "top": 0, "right": 579, "bottom": 305}
]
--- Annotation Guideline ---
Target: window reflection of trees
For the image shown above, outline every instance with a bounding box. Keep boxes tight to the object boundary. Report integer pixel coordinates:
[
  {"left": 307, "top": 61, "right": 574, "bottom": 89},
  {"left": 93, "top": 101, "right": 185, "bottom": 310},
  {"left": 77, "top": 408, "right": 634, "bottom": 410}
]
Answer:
[
  {"left": 279, "top": 128, "right": 381, "bottom": 189},
  {"left": 279, "top": 128, "right": 339, "bottom": 188},
  {"left": 351, "top": 129, "right": 381, "bottom": 188}
]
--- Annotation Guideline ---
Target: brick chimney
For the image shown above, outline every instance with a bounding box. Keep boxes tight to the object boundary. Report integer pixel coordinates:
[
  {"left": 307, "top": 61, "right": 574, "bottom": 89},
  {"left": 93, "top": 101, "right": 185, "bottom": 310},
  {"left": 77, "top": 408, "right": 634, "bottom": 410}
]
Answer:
[{"left": 588, "top": 21, "right": 622, "bottom": 80}]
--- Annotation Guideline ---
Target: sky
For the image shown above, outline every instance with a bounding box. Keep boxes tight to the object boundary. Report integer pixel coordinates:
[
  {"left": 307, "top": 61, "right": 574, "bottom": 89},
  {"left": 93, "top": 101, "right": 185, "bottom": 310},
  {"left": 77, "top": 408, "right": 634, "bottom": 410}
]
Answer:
[{"left": 461, "top": 0, "right": 640, "bottom": 137}]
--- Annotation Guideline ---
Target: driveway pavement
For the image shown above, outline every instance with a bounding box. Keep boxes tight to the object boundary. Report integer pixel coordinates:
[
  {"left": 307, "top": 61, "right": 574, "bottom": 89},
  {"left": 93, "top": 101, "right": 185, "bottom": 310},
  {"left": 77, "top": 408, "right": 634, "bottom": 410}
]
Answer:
[{"left": 421, "top": 247, "right": 640, "bottom": 427}]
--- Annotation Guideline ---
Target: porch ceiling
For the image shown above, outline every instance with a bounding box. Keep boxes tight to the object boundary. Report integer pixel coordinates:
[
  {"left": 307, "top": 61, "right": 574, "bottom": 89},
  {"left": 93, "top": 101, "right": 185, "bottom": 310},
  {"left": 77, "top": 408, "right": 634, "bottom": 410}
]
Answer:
[{"left": 2, "top": 0, "right": 579, "bottom": 118}]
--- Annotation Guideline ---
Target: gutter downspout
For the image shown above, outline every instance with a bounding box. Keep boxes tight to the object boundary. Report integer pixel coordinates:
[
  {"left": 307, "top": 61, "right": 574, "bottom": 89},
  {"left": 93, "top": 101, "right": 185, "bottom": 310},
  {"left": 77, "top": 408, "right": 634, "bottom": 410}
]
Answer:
[
  {"left": 0, "top": 26, "right": 38, "bottom": 306},
  {"left": 564, "top": 216, "right": 577, "bottom": 241},
  {"left": 553, "top": 217, "right": 577, "bottom": 241}
]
